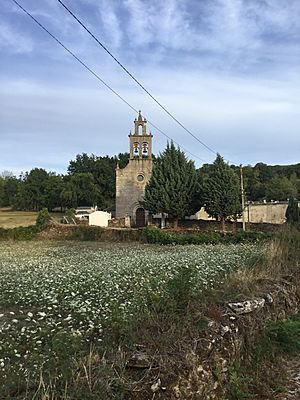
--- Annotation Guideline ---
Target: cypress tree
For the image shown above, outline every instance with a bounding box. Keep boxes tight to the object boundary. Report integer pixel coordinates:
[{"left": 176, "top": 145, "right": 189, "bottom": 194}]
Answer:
[
  {"left": 285, "top": 197, "right": 300, "bottom": 225},
  {"left": 203, "top": 154, "right": 242, "bottom": 231},
  {"left": 143, "top": 142, "right": 201, "bottom": 228}
]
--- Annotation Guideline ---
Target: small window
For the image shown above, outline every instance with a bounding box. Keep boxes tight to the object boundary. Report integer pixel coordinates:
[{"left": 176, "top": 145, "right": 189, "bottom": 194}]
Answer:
[{"left": 137, "top": 174, "right": 144, "bottom": 182}]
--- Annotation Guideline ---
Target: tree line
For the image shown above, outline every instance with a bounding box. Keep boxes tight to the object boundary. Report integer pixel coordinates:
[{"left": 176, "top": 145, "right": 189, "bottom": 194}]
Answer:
[
  {"left": 0, "top": 153, "right": 129, "bottom": 211},
  {"left": 0, "top": 149, "right": 299, "bottom": 215}
]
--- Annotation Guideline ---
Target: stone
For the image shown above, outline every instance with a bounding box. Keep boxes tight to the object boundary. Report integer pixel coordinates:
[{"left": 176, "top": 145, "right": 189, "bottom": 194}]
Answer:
[
  {"left": 126, "top": 351, "right": 151, "bottom": 368},
  {"left": 228, "top": 298, "right": 265, "bottom": 314},
  {"left": 151, "top": 378, "right": 161, "bottom": 392}
]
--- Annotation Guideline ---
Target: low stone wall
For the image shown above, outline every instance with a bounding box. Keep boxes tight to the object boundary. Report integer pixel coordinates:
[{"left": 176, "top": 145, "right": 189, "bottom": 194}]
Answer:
[
  {"left": 170, "top": 279, "right": 299, "bottom": 399},
  {"left": 108, "top": 216, "right": 131, "bottom": 228},
  {"left": 154, "top": 218, "right": 282, "bottom": 232},
  {"left": 190, "top": 203, "right": 289, "bottom": 225},
  {"left": 124, "top": 274, "right": 299, "bottom": 399}
]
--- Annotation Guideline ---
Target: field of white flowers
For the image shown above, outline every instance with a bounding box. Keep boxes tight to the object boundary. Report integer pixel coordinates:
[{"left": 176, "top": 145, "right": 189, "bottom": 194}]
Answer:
[{"left": 0, "top": 241, "right": 264, "bottom": 390}]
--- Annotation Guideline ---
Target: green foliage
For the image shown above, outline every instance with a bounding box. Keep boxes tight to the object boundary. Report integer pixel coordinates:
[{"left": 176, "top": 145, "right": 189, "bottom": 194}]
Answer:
[
  {"left": 265, "top": 317, "right": 300, "bottom": 355},
  {"left": 202, "top": 154, "right": 242, "bottom": 230},
  {"left": 227, "top": 365, "right": 250, "bottom": 400},
  {"left": 67, "top": 152, "right": 129, "bottom": 209},
  {"left": 141, "top": 226, "right": 271, "bottom": 245},
  {"left": 68, "top": 172, "right": 100, "bottom": 207},
  {"left": 266, "top": 176, "right": 298, "bottom": 201},
  {"left": 12, "top": 169, "right": 64, "bottom": 211},
  {"left": 66, "top": 207, "right": 76, "bottom": 218},
  {"left": 0, "top": 225, "right": 38, "bottom": 240},
  {"left": 285, "top": 197, "right": 300, "bottom": 225},
  {"left": 199, "top": 162, "right": 300, "bottom": 202},
  {"left": 0, "top": 174, "right": 20, "bottom": 207},
  {"left": 143, "top": 142, "right": 201, "bottom": 224},
  {"left": 36, "top": 208, "right": 51, "bottom": 230},
  {"left": 165, "top": 264, "right": 197, "bottom": 310}
]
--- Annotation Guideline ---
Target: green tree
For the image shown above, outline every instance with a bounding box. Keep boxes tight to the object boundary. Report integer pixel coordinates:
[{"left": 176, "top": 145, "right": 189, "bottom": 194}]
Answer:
[
  {"left": 45, "top": 174, "right": 64, "bottom": 211},
  {"left": 60, "top": 180, "right": 77, "bottom": 209},
  {"left": 68, "top": 152, "right": 129, "bottom": 208},
  {"left": 285, "top": 197, "right": 299, "bottom": 226},
  {"left": 265, "top": 176, "right": 297, "bottom": 201},
  {"left": 68, "top": 173, "right": 100, "bottom": 207},
  {"left": 22, "top": 168, "right": 49, "bottom": 210},
  {"left": 0, "top": 174, "right": 20, "bottom": 207},
  {"left": 203, "top": 154, "right": 242, "bottom": 231},
  {"left": 143, "top": 142, "right": 201, "bottom": 228},
  {"left": 0, "top": 177, "right": 4, "bottom": 206}
]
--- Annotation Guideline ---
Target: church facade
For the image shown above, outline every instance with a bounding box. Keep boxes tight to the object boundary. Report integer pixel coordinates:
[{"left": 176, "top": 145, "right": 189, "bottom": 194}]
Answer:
[{"left": 115, "top": 112, "right": 153, "bottom": 227}]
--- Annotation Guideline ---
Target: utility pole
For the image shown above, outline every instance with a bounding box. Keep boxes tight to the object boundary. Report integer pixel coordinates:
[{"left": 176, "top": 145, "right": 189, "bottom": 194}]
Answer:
[{"left": 240, "top": 164, "right": 246, "bottom": 231}]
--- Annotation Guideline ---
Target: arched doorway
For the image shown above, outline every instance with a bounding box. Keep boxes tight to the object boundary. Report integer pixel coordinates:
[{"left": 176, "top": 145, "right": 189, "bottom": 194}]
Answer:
[{"left": 135, "top": 207, "right": 146, "bottom": 227}]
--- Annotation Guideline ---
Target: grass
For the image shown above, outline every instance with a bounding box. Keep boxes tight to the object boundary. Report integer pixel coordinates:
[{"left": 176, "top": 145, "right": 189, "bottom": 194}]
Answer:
[
  {"left": 0, "top": 208, "right": 63, "bottom": 229},
  {"left": 0, "top": 208, "right": 37, "bottom": 228}
]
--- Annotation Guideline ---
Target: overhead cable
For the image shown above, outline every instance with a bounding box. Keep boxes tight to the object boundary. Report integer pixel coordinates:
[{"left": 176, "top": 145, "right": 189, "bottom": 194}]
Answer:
[
  {"left": 57, "top": 0, "right": 218, "bottom": 156},
  {"left": 11, "top": 0, "right": 206, "bottom": 163}
]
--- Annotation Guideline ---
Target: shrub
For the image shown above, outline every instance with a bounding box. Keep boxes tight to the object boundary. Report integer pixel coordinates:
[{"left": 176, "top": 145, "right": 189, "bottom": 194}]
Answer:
[
  {"left": 227, "top": 365, "right": 250, "bottom": 400},
  {"left": 140, "top": 226, "right": 271, "bottom": 245},
  {"left": 36, "top": 208, "right": 51, "bottom": 230},
  {"left": 266, "top": 318, "right": 300, "bottom": 355},
  {"left": 0, "top": 225, "right": 38, "bottom": 240},
  {"left": 66, "top": 208, "right": 76, "bottom": 219}
]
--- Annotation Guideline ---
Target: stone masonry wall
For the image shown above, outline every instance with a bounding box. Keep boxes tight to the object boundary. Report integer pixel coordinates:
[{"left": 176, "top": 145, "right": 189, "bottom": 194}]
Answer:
[{"left": 116, "top": 158, "right": 152, "bottom": 222}]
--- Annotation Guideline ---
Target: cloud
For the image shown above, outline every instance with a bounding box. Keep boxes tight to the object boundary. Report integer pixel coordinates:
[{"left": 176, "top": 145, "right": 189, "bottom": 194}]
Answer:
[
  {"left": 0, "top": 0, "right": 299, "bottom": 173},
  {"left": 0, "top": 21, "right": 34, "bottom": 53},
  {"left": 96, "top": 0, "right": 122, "bottom": 49}
]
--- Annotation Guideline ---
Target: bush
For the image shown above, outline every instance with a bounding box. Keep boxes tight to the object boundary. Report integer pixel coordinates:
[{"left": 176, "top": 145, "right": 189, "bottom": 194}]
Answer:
[
  {"left": 140, "top": 226, "right": 271, "bottom": 245},
  {"left": 266, "top": 318, "right": 300, "bottom": 355},
  {"left": 36, "top": 208, "right": 51, "bottom": 230},
  {"left": 0, "top": 225, "right": 38, "bottom": 240}
]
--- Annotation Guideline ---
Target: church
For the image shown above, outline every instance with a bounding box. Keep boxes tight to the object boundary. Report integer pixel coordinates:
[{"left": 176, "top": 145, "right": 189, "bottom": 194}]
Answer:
[{"left": 115, "top": 111, "right": 153, "bottom": 227}]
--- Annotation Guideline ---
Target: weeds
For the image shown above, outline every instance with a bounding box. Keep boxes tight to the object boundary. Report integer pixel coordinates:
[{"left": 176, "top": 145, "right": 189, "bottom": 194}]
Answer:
[{"left": 227, "top": 365, "right": 250, "bottom": 400}]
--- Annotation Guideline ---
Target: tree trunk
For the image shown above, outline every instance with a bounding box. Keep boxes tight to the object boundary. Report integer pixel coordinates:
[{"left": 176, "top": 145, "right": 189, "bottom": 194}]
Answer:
[
  {"left": 173, "top": 217, "right": 179, "bottom": 230},
  {"left": 233, "top": 219, "right": 237, "bottom": 233},
  {"left": 221, "top": 216, "right": 225, "bottom": 233},
  {"left": 161, "top": 213, "right": 166, "bottom": 229}
]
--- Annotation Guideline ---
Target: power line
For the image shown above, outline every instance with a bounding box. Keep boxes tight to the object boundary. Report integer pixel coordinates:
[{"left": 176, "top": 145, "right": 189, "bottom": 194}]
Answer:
[
  {"left": 57, "top": 0, "right": 218, "bottom": 156},
  {"left": 10, "top": 0, "right": 206, "bottom": 163}
]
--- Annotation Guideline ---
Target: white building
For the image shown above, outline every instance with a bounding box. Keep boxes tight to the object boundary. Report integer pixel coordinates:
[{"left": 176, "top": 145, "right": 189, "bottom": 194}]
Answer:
[{"left": 89, "top": 211, "right": 111, "bottom": 227}]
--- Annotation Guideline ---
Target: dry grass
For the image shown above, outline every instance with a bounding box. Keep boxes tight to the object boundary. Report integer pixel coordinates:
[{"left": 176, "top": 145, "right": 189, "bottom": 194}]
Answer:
[
  {"left": 219, "top": 239, "right": 284, "bottom": 301},
  {"left": 0, "top": 208, "right": 37, "bottom": 228},
  {"left": 0, "top": 208, "right": 63, "bottom": 229}
]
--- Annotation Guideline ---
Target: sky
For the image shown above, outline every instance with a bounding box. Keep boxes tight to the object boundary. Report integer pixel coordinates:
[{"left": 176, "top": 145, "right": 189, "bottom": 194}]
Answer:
[{"left": 1, "top": 0, "right": 300, "bottom": 175}]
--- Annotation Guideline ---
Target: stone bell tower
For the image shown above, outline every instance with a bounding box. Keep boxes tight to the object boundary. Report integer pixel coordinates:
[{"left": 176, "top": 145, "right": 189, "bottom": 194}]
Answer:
[{"left": 116, "top": 111, "right": 153, "bottom": 227}]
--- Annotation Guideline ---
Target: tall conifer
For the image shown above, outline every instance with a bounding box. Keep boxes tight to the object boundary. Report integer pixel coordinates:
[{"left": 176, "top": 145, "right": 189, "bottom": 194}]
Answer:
[
  {"left": 285, "top": 197, "right": 300, "bottom": 225},
  {"left": 143, "top": 142, "right": 201, "bottom": 227},
  {"left": 203, "top": 154, "right": 242, "bottom": 231}
]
